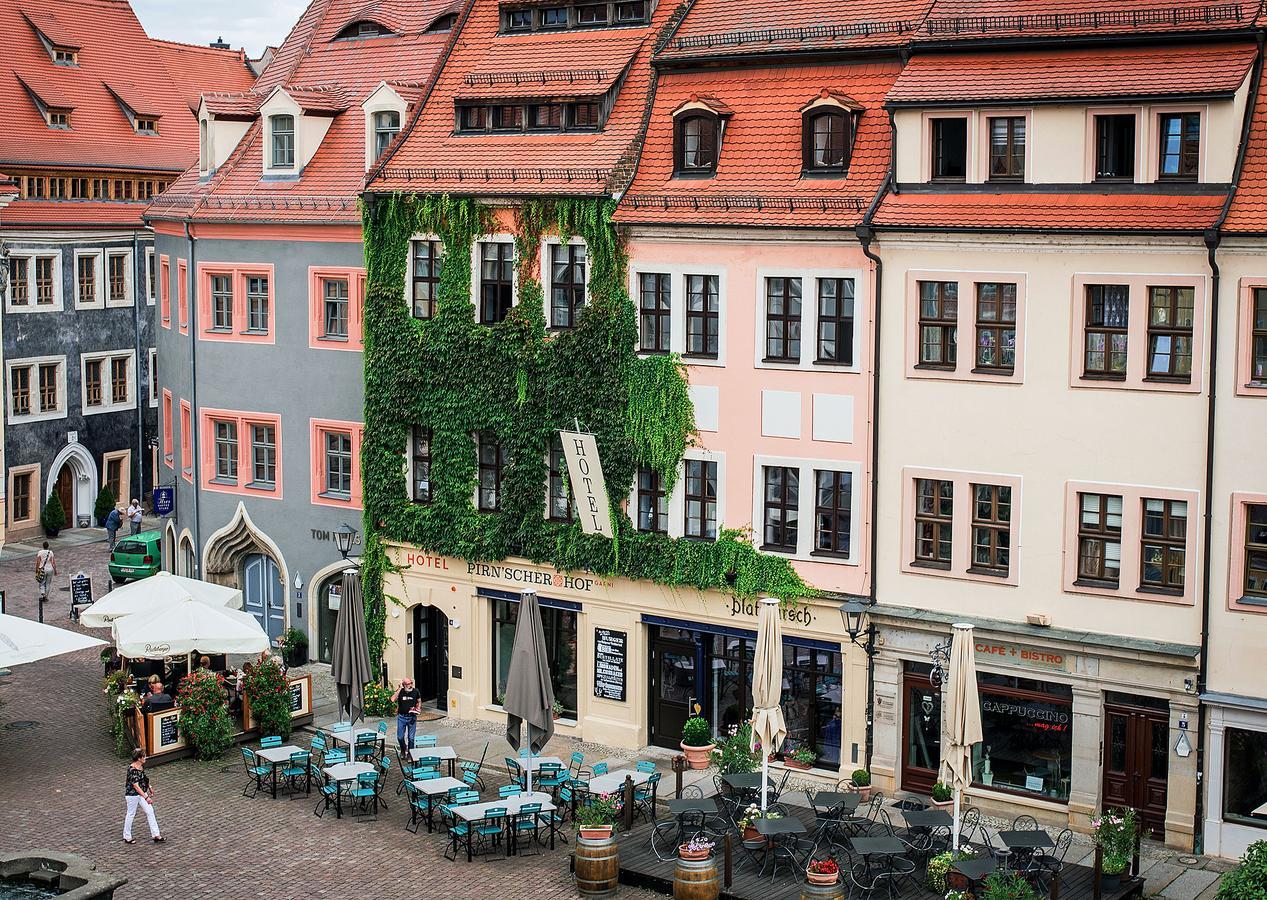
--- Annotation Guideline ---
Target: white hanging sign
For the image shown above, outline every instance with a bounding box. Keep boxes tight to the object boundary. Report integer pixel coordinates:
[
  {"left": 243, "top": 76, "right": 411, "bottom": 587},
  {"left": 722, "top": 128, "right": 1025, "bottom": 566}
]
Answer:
[{"left": 559, "top": 430, "right": 614, "bottom": 538}]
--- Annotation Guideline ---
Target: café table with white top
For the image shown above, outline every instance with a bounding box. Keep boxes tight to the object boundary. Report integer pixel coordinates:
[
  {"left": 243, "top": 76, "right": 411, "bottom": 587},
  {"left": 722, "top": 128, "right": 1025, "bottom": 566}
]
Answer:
[
  {"left": 329, "top": 727, "right": 384, "bottom": 754},
  {"left": 410, "top": 745, "right": 460, "bottom": 778},
  {"left": 451, "top": 792, "right": 558, "bottom": 861},
  {"left": 409, "top": 776, "right": 466, "bottom": 832},
  {"left": 587, "top": 769, "right": 656, "bottom": 823},
  {"left": 255, "top": 744, "right": 306, "bottom": 799},
  {"left": 322, "top": 761, "right": 376, "bottom": 818}
]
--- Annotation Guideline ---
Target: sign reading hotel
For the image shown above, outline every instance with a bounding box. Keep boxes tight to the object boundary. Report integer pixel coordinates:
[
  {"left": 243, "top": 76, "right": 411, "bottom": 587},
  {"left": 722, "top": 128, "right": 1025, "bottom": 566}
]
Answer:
[{"left": 559, "top": 430, "right": 614, "bottom": 538}]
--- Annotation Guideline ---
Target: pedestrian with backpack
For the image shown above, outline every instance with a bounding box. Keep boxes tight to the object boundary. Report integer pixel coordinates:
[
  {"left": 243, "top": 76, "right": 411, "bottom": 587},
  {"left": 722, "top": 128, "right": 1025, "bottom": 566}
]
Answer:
[{"left": 35, "top": 542, "right": 56, "bottom": 601}]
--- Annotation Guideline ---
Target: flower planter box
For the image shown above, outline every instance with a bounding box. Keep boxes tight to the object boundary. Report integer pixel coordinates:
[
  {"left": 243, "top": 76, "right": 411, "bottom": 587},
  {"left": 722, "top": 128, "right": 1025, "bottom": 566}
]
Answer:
[
  {"left": 679, "top": 846, "right": 711, "bottom": 861},
  {"left": 784, "top": 758, "right": 813, "bottom": 770},
  {"left": 680, "top": 742, "right": 715, "bottom": 770},
  {"left": 579, "top": 825, "right": 613, "bottom": 840},
  {"left": 806, "top": 870, "right": 839, "bottom": 886}
]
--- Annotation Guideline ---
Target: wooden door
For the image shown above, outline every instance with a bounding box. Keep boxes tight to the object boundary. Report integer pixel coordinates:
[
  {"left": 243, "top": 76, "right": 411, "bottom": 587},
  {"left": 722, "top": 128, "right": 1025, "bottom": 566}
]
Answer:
[
  {"left": 1103, "top": 701, "right": 1169, "bottom": 838},
  {"left": 901, "top": 670, "right": 943, "bottom": 794},
  {"left": 650, "top": 636, "right": 697, "bottom": 749},
  {"left": 55, "top": 466, "right": 74, "bottom": 525},
  {"left": 242, "top": 553, "right": 284, "bottom": 643}
]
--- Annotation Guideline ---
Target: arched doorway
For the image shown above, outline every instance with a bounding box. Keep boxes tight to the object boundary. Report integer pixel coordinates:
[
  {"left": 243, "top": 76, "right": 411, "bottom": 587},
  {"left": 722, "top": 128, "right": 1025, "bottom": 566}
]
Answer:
[
  {"left": 243, "top": 553, "right": 284, "bottom": 644},
  {"left": 179, "top": 535, "right": 196, "bottom": 577},
  {"left": 162, "top": 523, "right": 177, "bottom": 573},
  {"left": 315, "top": 574, "right": 343, "bottom": 664},
  {"left": 46, "top": 442, "right": 97, "bottom": 528}
]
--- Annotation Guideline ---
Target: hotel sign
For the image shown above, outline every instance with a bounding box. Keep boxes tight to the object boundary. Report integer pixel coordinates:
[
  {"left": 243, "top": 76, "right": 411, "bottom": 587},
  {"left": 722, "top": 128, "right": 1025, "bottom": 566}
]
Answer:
[
  {"left": 975, "top": 640, "right": 1069, "bottom": 672},
  {"left": 396, "top": 548, "right": 609, "bottom": 595},
  {"left": 559, "top": 430, "right": 614, "bottom": 538}
]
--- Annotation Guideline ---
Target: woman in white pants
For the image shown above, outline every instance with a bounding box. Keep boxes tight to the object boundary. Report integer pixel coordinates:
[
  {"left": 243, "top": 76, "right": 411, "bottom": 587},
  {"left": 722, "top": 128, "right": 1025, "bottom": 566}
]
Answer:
[{"left": 123, "top": 748, "right": 164, "bottom": 844}]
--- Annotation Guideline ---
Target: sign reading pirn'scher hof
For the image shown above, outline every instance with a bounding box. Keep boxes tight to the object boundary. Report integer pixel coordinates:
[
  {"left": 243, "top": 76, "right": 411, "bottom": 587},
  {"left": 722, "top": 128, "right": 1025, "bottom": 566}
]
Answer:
[{"left": 594, "top": 627, "right": 627, "bottom": 702}]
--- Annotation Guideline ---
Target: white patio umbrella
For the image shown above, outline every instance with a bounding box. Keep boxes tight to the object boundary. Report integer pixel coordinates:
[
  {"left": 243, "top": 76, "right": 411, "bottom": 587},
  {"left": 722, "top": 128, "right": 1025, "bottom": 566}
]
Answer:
[
  {"left": 112, "top": 595, "right": 269, "bottom": 659},
  {"left": 750, "top": 597, "right": 787, "bottom": 812},
  {"left": 80, "top": 572, "right": 241, "bottom": 628},
  {"left": 941, "top": 623, "right": 983, "bottom": 852},
  {"left": 0, "top": 613, "right": 105, "bottom": 667}
]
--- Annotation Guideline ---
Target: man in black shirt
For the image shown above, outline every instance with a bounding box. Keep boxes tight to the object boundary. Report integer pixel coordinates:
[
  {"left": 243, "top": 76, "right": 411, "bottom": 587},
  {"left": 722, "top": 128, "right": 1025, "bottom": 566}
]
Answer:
[{"left": 391, "top": 677, "right": 422, "bottom": 755}]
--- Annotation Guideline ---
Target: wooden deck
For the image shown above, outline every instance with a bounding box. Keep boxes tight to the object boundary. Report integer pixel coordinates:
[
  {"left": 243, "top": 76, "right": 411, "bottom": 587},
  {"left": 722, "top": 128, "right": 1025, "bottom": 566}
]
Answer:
[{"left": 616, "top": 804, "right": 1144, "bottom": 900}]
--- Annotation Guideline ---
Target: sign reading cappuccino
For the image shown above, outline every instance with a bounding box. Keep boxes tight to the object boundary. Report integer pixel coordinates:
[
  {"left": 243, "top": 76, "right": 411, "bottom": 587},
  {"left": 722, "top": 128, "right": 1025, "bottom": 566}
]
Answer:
[{"left": 559, "top": 430, "right": 614, "bottom": 538}]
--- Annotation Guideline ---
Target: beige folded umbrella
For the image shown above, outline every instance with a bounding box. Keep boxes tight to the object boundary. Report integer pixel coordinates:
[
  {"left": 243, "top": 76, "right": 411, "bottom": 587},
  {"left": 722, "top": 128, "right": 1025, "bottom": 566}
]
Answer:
[
  {"left": 750, "top": 597, "right": 786, "bottom": 811},
  {"left": 941, "top": 623, "right": 983, "bottom": 851}
]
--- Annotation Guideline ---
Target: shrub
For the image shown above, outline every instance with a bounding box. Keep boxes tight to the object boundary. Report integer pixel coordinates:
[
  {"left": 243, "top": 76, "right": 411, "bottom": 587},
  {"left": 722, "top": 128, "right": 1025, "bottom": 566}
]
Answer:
[
  {"left": 362, "top": 680, "right": 396, "bottom": 718},
  {"left": 851, "top": 768, "right": 871, "bottom": 787},
  {"left": 40, "top": 492, "right": 66, "bottom": 532},
  {"left": 1093, "top": 808, "right": 1138, "bottom": 875},
  {"left": 980, "top": 871, "right": 1038, "bottom": 900},
  {"left": 277, "top": 627, "right": 308, "bottom": 667},
  {"left": 932, "top": 781, "right": 953, "bottom": 803},
  {"left": 94, "top": 486, "right": 117, "bottom": 526},
  {"left": 790, "top": 748, "right": 816, "bottom": 764},
  {"left": 681, "top": 716, "right": 712, "bottom": 747},
  {"left": 711, "top": 722, "right": 761, "bottom": 774},
  {"left": 176, "top": 669, "right": 234, "bottom": 760},
  {"left": 925, "top": 850, "right": 976, "bottom": 894},
  {"left": 576, "top": 793, "right": 622, "bottom": 828},
  {"left": 242, "top": 652, "right": 292, "bottom": 740},
  {"left": 1217, "top": 840, "right": 1267, "bottom": 899}
]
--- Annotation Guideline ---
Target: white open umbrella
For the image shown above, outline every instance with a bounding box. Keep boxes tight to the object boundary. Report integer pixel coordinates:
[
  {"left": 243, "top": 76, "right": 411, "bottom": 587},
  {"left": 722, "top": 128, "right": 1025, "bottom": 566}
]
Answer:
[
  {"left": 0, "top": 613, "right": 105, "bottom": 667},
  {"left": 80, "top": 572, "right": 242, "bottom": 629},
  {"left": 941, "top": 623, "right": 983, "bottom": 851},
  {"left": 112, "top": 595, "right": 269, "bottom": 658},
  {"left": 750, "top": 597, "right": 787, "bottom": 812}
]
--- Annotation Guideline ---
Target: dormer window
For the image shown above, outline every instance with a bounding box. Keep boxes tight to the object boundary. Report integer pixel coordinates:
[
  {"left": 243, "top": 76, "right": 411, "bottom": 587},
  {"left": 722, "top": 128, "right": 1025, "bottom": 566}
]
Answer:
[
  {"left": 578, "top": 4, "right": 608, "bottom": 24},
  {"left": 136, "top": 117, "right": 159, "bottom": 136},
  {"left": 987, "top": 116, "right": 1026, "bottom": 181},
  {"left": 571, "top": 102, "right": 600, "bottom": 128},
  {"left": 335, "top": 20, "right": 394, "bottom": 40},
  {"left": 500, "top": 1, "right": 650, "bottom": 32},
  {"left": 1159, "top": 112, "right": 1200, "bottom": 180},
  {"left": 803, "top": 110, "right": 850, "bottom": 174},
  {"left": 270, "top": 114, "right": 295, "bottom": 169},
  {"left": 428, "top": 13, "right": 457, "bottom": 32},
  {"left": 616, "top": 1, "right": 647, "bottom": 21},
  {"left": 460, "top": 106, "right": 488, "bottom": 131},
  {"left": 373, "top": 110, "right": 400, "bottom": 160},
  {"left": 675, "top": 113, "right": 719, "bottom": 175},
  {"left": 541, "top": 7, "right": 568, "bottom": 28},
  {"left": 508, "top": 9, "right": 533, "bottom": 30},
  {"left": 48, "top": 109, "right": 70, "bottom": 129},
  {"left": 199, "top": 119, "right": 210, "bottom": 171},
  {"left": 52, "top": 47, "right": 77, "bottom": 66}
]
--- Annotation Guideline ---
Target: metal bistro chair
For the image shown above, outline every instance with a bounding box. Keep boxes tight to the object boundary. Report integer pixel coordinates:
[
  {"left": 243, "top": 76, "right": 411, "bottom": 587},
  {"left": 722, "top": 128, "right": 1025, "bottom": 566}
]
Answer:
[
  {"left": 404, "top": 781, "right": 429, "bottom": 834},
  {"left": 636, "top": 760, "right": 657, "bottom": 774},
  {"left": 283, "top": 749, "right": 311, "bottom": 797},
  {"left": 348, "top": 772, "right": 379, "bottom": 819},
  {"left": 567, "top": 750, "right": 591, "bottom": 784},
  {"left": 415, "top": 734, "right": 438, "bottom": 748},
  {"left": 536, "top": 761, "right": 569, "bottom": 799},
  {"left": 1012, "top": 815, "right": 1040, "bottom": 831},
  {"left": 442, "top": 793, "right": 479, "bottom": 861},
  {"left": 513, "top": 802, "right": 543, "bottom": 855},
  {"left": 499, "top": 784, "right": 523, "bottom": 799},
  {"left": 505, "top": 757, "right": 525, "bottom": 789},
  {"left": 323, "top": 748, "right": 348, "bottom": 766},
  {"left": 474, "top": 807, "right": 509, "bottom": 860},
  {"left": 1033, "top": 828, "right": 1074, "bottom": 892},
  {"left": 260, "top": 735, "right": 282, "bottom": 750},
  {"left": 240, "top": 747, "right": 270, "bottom": 799},
  {"left": 354, "top": 734, "right": 378, "bottom": 763},
  {"left": 460, "top": 741, "right": 489, "bottom": 791},
  {"left": 313, "top": 768, "right": 342, "bottom": 818},
  {"left": 633, "top": 772, "right": 661, "bottom": 823},
  {"left": 310, "top": 731, "right": 328, "bottom": 765},
  {"left": 542, "top": 784, "right": 572, "bottom": 845}
]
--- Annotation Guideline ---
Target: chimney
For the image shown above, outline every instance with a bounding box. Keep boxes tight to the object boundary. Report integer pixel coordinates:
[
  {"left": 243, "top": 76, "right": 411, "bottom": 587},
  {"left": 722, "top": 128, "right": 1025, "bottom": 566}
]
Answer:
[{"left": 209, "top": 36, "right": 230, "bottom": 49}]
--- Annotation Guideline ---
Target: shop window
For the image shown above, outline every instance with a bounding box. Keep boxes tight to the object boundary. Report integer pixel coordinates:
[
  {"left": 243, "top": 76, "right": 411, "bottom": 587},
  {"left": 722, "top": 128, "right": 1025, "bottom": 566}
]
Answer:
[
  {"left": 1146, "top": 286, "right": 1194, "bottom": 381},
  {"left": 1077, "top": 492, "right": 1123, "bottom": 585},
  {"left": 1084, "top": 284, "right": 1130, "bottom": 378},
  {"left": 931, "top": 117, "right": 967, "bottom": 181},
  {"left": 412, "top": 426, "right": 432, "bottom": 503},
  {"left": 547, "top": 435, "right": 574, "bottom": 522},
  {"left": 683, "top": 459, "right": 717, "bottom": 540},
  {"left": 1095, "top": 115, "right": 1136, "bottom": 181},
  {"left": 686, "top": 274, "right": 720, "bottom": 359},
  {"left": 816, "top": 277, "right": 854, "bottom": 365},
  {"left": 975, "top": 282, "right": 1016, "bottom": 373},
  {"left": 780, "top": 644, "right": 843, "bottom": 769},
  {"left": 972, "top": 674, "right": 1073, "bottom": 802},
  {"left": 549, "top": 243, "right": 586, "bottom": 329},
  {"left": 636, "top": 464, "right": 667, "bottom": 533},
  {"left": 412, "top": 239, "right": 444, "bottom": 320},
  {"left": 918, "top": 281, "right": 957, "bottom": 368},
  {"left": 764, "top": 277, "right": 802, "bottom": 362},
  {"left": 1141, "top": 498, "right": 1186, "bottom": 592},
  {"left": 638, "top": 273, "right": 671, "bottom": 353},
  {"left": 1224, "top": 728, "right": 1267, "bottom": 829},
  {"left": 761, "top": 466, "right": 799, "bottom": 552},
  {"left": 914, "top": 478, "right": 953, "bottom": 568},
  {"left": 479, "top": 242, "right": 514, "bottom": 325},
  {"left": 477, "top": 431, "right": 504, "bottom": 511},
  {"left": 493, "top": 598, "right": 577, "bottom": 717},
  {"left": 970, "top": 484, "right": 1011, "bottom": 577}
]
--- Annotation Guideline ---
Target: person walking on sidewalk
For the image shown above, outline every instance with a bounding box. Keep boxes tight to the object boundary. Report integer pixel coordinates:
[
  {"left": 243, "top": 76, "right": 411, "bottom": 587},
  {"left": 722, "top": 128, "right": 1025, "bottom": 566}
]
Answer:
[
  {"left": 35, "top": 542, "right": 56, "bottom": 601},
  {"left": 123, "top": 748, "right": 164, "bottom": 844},
  {"left": 126, "top": 499, "right": 143, "bottom": 535},
  {"left": 391, "top": 677, "right": 422, "bottom": 755},
  {"left": 104, "top": 506, "right": 122, "bottom": 551}
]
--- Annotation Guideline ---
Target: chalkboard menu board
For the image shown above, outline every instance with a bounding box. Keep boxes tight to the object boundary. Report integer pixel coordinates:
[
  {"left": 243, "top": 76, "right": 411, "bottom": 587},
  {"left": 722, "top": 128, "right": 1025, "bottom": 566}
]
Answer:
[
  {"left": 157, "top": 711, "right": 181, "bottom": 748},
  {"left": 593, "top": 628, "right": 626, "bottom": 702},
  {"left": 70, "top": 575, "right": 92, "bottom": 608},
  {"left": 289, "top": 681, "right": 304, "bottom": 713}
]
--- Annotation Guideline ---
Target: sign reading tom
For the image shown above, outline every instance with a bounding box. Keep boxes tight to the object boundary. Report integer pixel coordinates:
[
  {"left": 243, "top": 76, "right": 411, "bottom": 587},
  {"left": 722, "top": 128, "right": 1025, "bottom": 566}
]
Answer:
[
  {"left": 593, "top": 627, "right": 627, "bottom": 702},
  {"left": 559, "top": 430, "right": 614, "bottom": 538}
]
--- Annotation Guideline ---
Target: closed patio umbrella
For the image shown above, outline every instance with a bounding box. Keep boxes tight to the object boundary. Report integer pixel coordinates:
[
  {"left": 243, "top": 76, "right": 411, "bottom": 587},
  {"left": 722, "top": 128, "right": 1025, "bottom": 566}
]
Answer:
[
  {"left": 112, "top": 596, "right": 269, "bottom": 658},
  {"left": 941, "top": 622, "right": 983, "bottom": 851},
  {"left": 80, "top": 572, "right": 242, "bottom": 628},
  {"left": 503, "top": 588, "right": 554, "bottom": 795},
  {"left": 330, "top": 567, "right": 372, "bottom": 726},
  {"left": 0, "top": 612, "right": 105, "bottom": 668},
  {"left": 750, "top": 597, "right": 786, "bottom": 812}
]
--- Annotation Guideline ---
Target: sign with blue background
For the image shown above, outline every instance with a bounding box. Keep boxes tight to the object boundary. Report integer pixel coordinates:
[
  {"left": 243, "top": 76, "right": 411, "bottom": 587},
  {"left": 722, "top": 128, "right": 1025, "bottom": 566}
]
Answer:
[{"left": 153, "top": 487, "right": 175, "bottom": 517}]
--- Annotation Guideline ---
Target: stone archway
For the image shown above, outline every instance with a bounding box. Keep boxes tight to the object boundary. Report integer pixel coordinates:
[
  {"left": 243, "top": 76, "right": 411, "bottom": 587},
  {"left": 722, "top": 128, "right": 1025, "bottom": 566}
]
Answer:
[
  {"left": 202, "top": 502, "right": 290, "bottom": 590},
  {"left": 45, "top": 442, "right": 97, "bottom": 528}
]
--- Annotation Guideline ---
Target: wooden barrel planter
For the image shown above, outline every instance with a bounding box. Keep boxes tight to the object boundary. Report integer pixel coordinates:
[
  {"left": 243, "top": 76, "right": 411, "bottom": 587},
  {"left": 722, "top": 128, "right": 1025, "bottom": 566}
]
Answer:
[
  {"left": 673, "top": 855, "right": 720, "bottom": 900},
  {"left": 574, "top": 833, "right": 620, "bottom": 898},
  {"left": 799, "top": 880, "right": 845, "bottom": 900}
]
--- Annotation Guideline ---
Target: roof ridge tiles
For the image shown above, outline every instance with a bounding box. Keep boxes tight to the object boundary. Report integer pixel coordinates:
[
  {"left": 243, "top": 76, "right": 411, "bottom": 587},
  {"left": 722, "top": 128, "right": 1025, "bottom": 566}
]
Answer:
[
  {"left": 464, "top": 68, "right": 613, "bottom": 85},
  {"left": 922, "top": 1, "right": 1251, "bottom": 35}
]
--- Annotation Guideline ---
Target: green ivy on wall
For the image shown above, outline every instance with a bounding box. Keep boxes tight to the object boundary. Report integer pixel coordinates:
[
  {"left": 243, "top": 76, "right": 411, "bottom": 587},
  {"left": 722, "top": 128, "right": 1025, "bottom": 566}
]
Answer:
[{"left": 359, "top": 193, "right": 811, "bottom": 673}]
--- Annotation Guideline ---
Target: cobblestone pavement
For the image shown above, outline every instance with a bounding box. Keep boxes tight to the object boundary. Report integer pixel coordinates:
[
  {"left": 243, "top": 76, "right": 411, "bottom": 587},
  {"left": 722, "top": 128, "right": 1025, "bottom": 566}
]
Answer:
[{"left": 0, "top": 534, "right": 1235, "bottom": 899}]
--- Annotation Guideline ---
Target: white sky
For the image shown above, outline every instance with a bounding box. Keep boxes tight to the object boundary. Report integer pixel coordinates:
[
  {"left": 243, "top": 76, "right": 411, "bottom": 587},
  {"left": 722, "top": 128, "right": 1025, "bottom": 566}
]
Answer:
[{"left": 130, "top": 0, "right": 308, "bottom": 58}]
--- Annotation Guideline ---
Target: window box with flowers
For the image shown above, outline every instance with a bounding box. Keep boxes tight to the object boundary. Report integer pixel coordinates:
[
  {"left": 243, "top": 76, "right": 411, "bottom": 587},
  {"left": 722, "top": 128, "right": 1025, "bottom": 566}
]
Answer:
[
  {"left": 576, "top": 792, "right": 622, "bottom": 839},
  {"left": 806, "top": 856, "right": 840, "bottom": 886},
  {"left": 678, "top": 836, "right": 715, "bottom": 861}
]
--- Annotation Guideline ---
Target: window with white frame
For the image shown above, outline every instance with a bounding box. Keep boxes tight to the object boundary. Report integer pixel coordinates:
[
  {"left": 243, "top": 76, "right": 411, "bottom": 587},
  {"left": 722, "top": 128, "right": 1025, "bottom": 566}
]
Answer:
[
  {"left": 6, "top": 356, "right": 66, "bottom": 422},
  {"left": 270, "top": 114, "right": 295, "bottom": 169},
  {"left": 411, "top": 238, "right": 444, "bottom": 319},
  {"left": 75, "top": 251, "right": 102, "bottom": 307},
  {"left": 548, "top": 242, "right": 587, "bottom": 329},
  {"left": 758, "top": 269, "right": 861, "bottom": 371},
  {"left": 638, "top": 273, "right": 671, "bottom": 353},
  {"left": 753, "top": 456, "right": 858, "bottom": 562},
  {"left": 635, "top": 464, "right": 668, "bottom": 533},
  {"left": 479, "top": 242, "right": 514, "bottom": 325},
  {"left": 81, "top": 351, "right": 134, "bottom": 414},
  {"left": 685, "top": 274, "right": 720, "bottom": 359},
  {"left": 683, "top": 458, "right": 718, "bottom": 540},
  {"left": 106, "top": 250, "right": 132, "bottom": 306},
  {"left": 632, "top": 265, "right": 728, "bottom": 365},
  {"left": 411, "top": 426, "right": 432, "bottom": 503},
  {"left": 145, "top": 248, "right": 156, "bottom": 305},
  {"left": 373, "top": 110, "right": 400, "bottom": 161}
]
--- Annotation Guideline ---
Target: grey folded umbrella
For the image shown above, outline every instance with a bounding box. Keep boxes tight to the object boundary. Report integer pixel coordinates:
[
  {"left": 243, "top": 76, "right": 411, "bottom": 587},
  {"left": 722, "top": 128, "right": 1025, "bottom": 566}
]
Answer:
[
  {"left": 503, "top": 589, "right": 555, "bottom": 789},
  {"left": 330, "top": 567, "right": 372, "bottom": 725}
]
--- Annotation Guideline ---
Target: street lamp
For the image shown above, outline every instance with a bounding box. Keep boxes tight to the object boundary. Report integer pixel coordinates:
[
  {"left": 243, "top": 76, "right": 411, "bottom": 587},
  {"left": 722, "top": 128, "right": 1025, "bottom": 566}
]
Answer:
[
  {"left": 838, "top": 598, "right": 877, "bottom": 657},
  {"left": 333, "top": 522, "right": 359, "bottom": 561}
]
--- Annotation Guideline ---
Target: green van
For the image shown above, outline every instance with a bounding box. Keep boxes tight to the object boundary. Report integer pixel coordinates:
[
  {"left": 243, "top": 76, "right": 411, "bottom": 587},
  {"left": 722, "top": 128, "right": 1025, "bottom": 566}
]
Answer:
[{"left": 108, "top": 529, "right": 163, "bottom": 583}]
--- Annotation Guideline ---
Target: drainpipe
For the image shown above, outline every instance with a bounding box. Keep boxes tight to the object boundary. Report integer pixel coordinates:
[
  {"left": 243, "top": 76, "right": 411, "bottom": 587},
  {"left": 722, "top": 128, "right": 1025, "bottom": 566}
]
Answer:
[
  {"left": 184, "top": 222, "right": 201, "bottom": 575},
  {"left": 1192, "top": 31, "right": 1263, "bottom": 855},
  {"left": 133, "top": 231, "right": 143, "bottom": 510}
]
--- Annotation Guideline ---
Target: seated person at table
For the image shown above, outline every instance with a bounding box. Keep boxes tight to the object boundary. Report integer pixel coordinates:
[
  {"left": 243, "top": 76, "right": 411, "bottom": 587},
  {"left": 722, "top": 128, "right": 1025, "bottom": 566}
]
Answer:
[{"left": 141, "top": 682, "right": 175, "bottom": 714}]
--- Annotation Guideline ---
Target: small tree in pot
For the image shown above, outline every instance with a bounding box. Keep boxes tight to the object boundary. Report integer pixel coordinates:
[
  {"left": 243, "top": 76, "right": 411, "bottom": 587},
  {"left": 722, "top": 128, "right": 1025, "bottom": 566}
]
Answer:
[
  {"left": 41, "top": 493, "right": 67, "bottom": 537},
  {"left": 93, "top": 486, "right": 117, "bottom": 527},
  {"left": 849, "top": 768, "right": 872, "bottom": 801},
  {"left": 931, "top": 780, "right": 954, "bottom": 809},
  {"left": 680, "top": 716, "right": 714, "bottom": 769}
]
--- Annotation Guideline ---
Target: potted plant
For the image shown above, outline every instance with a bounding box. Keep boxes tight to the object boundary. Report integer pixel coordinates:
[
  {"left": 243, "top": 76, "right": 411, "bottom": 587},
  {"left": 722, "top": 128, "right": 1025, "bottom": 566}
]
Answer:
[
  {"left": 680, "top": 716, "right": 715, "bottom": 769},
  {"left": 926, "top": 849, "right": 976, "bottom": 894},
  {"left": 40, "top": 492, "right": 66, "bottom": 538},
  {"left": 850, "top": 768, "right": 872, "bottom": 801},
  {"left": 576, "top": 792, "right": 622, "bottom": 839},
  {"left": 946, "top": 891, "right": 971, "bottom": 900},
  {"left": 552, "top": 699, "right": 565, "bottom": 721},
  {"left": 931, "top": 780, "right": 954, "bottom": 809},
  {"left": 1217, "top": 840, "right": 1267, "bottom": 898},
  {"left": 93, "top": 486, "right": 117, "bottom": 528},
  {"left": 277, "top": 627, "right": 309, "bottom": 668},
  {"left": 736, "top": 803, "right": 782, "bottom": 843},
  {"left": 711, "top": 722, "right": 761, "bottom": 774},
  {"left": 1093, "top": 808, "right": 1137, "bottom": 889},
  {"left": 678, "top": 835, "right": 715, "bottom": 861},
  {"left": 785, "top": 747, "right": 816, "bottom": 770},
  {"left": 806, "top": 857, "right": 839, "bottom": 886},
  {"left": 242, "top": 652, "right": 293, "bottom": 739},
  {"left": 980, "top": 870, "right": 1037, "bottom": 900},
  {"left": 176, "top": 669, "right": 235, "bottom": 760}
]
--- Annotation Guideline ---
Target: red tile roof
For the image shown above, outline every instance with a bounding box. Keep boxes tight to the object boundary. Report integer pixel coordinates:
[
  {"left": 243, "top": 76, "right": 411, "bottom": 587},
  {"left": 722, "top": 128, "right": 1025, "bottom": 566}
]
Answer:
[
  {"left": 1, "top": 0, "right": 225, "bottom": 174},
  {"left": 150, "top": 39, "right": 256, "bottom": 113},
  {"left": 887, "top": 43, "right": 1257, "bottom": 105},
  {"left": 917, "top": 0, "right": 1262, "bottom": 41},
  {"left": 457, "top": 35, "right": 640, "bottom": 100},
  {"left": 1222, "top": 60, "right": 1267, "bottom": 232},
  {"left": 0, "top": 199, "right": 149, "bottom": 228},
  {"left": 104, "top": 80, "right": 165, "bottom": 118},
  {"left": 19, "top": 5, "right": 80, "bottom": 49},
  {"left": 150, "top": 0, "right": 455, "bottom": 225},
  {"left": 368, "top": 0, "right": 674, "bottom": 196},
  {"left": 872, "top": 190, "right": 1227, "bottom": 232},
  {"left": 615, "top": 60, "right": 901, "bottom": 228},
  {"left": 657, "top": 0, "right": 934, "bottom": 61}
]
